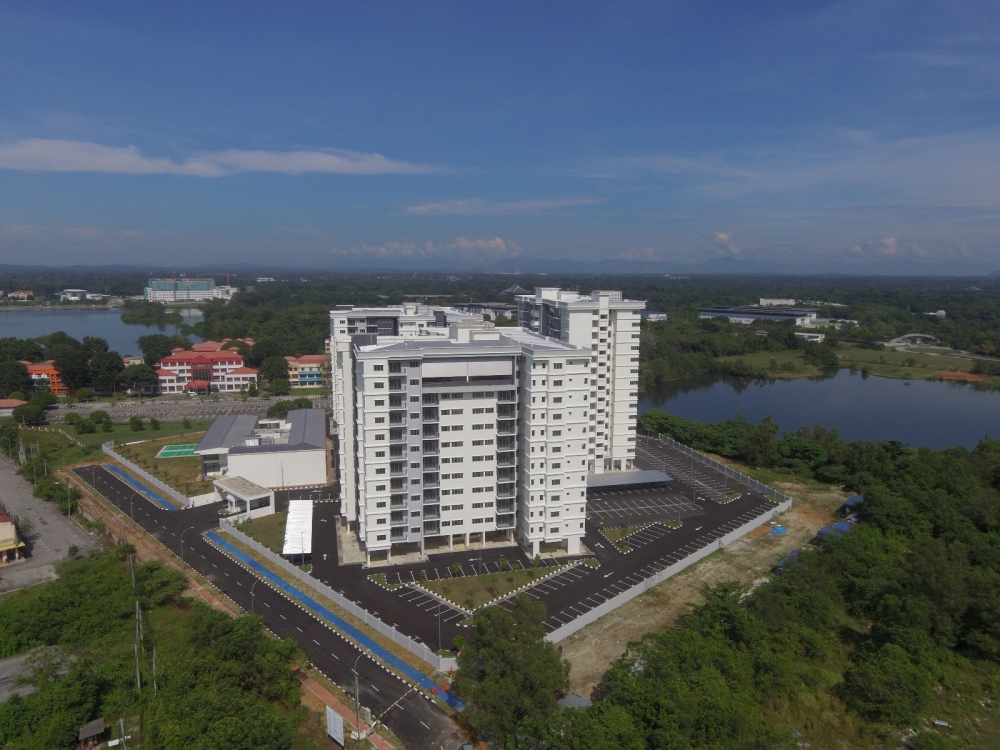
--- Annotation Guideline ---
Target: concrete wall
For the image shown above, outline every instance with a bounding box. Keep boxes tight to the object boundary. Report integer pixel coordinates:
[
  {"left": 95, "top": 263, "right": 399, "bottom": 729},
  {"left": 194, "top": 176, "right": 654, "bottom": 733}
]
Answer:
[{"left": 227, "top": 448, "right": 327, "bottom": 489}]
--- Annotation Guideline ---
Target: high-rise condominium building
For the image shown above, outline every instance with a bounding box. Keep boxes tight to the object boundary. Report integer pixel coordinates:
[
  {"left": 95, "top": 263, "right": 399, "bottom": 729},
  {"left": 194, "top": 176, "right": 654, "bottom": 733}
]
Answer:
[{"left": 330, "top": 288, "right": 645, "bottom": 563}]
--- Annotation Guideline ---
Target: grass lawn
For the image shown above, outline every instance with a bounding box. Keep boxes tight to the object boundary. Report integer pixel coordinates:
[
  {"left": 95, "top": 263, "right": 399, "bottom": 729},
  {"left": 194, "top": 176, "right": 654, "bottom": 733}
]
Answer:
[
  {"left": 236, "top": 511, "right": 288, "bottom": 554},
  {"left": 716, "top": 343, "right": 988, "bottom": 383},
  {"left": 421, "top": 565, "right": 564, "bottom": 611},
  {"left": 599, "top": 523, "right": 652, "bottom": 543},
  {"left": 290, "top": 387, "right": 330, "bottom": 396},
  {"left": 113, "top": 431, "right": 212, "bottom": 496}
]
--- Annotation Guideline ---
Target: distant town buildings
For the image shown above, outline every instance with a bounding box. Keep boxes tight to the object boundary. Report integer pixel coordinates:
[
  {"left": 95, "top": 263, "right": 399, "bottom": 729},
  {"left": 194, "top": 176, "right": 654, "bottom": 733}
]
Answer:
[
  {"left": 155, "top": 348, "right": 258, "bottom": 394},
  {"left": 57, "top": 288, "right": 109, "bottom": 302},
  {"left": 698, "top": 305, "right": 818, "bottom": 327},
  {"left": 451, "top": 302, "right": 517, "bottom": 320},
  {"left": 144, "top": 278, "right": 236, "bottom": 303},
  {"left": 759, "top": 298, "right": 796, "bottom": 307},
  {"left": 7, "top": 291, "right": 33, "bottom": 301},
  {"left": 642, "top": 311, "right": 668, "bottom": 321}
]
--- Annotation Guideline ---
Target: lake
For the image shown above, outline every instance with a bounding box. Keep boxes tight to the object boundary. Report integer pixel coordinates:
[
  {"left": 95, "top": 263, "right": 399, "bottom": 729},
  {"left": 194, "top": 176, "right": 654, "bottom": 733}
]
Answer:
[
  {"left": 0, "top": 307, "right": 202, "bottom": 356},
  {"left": 639, "top": 370, "right": 1000, "bottom": 449}
]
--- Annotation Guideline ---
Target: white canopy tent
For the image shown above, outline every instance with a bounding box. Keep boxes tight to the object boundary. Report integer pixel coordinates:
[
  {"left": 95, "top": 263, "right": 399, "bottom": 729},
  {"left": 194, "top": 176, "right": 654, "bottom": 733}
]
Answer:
[{"left": 282, "top": 500, "right": 313, "bottom": 557}]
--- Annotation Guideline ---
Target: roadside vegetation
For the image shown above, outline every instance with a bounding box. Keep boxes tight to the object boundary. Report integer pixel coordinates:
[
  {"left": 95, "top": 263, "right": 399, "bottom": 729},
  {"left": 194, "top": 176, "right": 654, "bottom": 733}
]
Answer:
[
  {"left": 0, "top": 546, "right": 326, "bottom": 750},
  {"left": 236, "top": 510, "right": 289, "bottom": 554},
  {"left": 452, "top": 417, "right": 1000, "bottom": 748}
]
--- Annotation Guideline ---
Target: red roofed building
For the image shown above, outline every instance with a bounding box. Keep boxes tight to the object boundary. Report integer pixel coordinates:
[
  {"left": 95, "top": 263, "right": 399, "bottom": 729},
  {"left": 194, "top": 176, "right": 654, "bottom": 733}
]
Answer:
[
  {"left": 26, "top": 361, "right": 68, "bottom": 396},
  {"left": 156, "top": 350, "right": 258, "bottom": 394},
  {"left": 285, "top": 354, "right": 330, "bottom": 387}
]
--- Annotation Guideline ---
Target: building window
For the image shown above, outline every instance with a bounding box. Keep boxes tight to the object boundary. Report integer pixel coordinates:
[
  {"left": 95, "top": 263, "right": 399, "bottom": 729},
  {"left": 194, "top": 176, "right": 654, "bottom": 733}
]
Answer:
[
  {"left": 376, "top": 518, "right": 387, "bottom": 525},
  {"left": 373, "top": 364, "right": 384, "bottom": 371},
  {"left": 376, "top": 534, "right": 386, "bottom": 541},
  {"left": 376, "top": 501, "right": 386, "bottom": 508},
  {"left": 375, "top": 468, "right": 386, "bottom": 474},
  {"left": 375, "top": 484, "right": 386, "bottom": 491},
  {"left": 375, "top": 434, "right": 385, "bottom": 441},
  {"left": 374, "top": 382, "right": 385, "bottom": 389},
  {"left": 374, "top": 417, "right": 385, "bottom": 424}
]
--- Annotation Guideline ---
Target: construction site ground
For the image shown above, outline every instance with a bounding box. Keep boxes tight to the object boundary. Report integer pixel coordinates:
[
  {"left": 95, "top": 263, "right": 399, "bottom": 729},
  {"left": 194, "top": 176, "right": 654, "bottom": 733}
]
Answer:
[{"left": 559, "top": 463, "right": 847, "bottom": 699}]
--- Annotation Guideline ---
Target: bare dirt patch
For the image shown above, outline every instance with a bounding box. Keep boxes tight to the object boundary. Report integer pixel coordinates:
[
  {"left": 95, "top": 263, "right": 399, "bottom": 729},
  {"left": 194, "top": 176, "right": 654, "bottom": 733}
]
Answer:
[
  {"left": 560, "top": 473, "right": 847, "bottom": 699},
  {"left": 940, "top": 370, "right": 989, "bottom": 382}
]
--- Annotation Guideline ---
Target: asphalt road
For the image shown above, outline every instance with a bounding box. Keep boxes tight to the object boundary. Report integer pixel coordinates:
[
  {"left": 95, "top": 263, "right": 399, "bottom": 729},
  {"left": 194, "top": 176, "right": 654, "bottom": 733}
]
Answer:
[
  {"left": 0, "top": 455, "right": 96, "bottom": 593},
  {"left": 73, "top": 464, "right": 465, "bottom": 750}
]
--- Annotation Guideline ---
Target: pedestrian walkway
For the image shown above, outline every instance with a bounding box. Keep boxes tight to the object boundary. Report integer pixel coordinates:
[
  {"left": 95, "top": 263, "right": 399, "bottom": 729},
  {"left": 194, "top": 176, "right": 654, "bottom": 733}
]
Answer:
[
  {"left": 104, "top": 464, "right": 177, "bottom": 511},
  {"left": 206, "top": 531, "right": 465, "bottom": 711}
]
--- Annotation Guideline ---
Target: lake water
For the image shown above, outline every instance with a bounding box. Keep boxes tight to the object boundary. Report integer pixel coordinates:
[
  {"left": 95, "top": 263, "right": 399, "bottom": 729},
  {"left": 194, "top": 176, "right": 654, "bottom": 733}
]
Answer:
[
  {"left": 639, "top": 370, "right": 1000, "bottom": 449},
  {"left": 0, "top": 307, "right": 202, "bottom": 356}
]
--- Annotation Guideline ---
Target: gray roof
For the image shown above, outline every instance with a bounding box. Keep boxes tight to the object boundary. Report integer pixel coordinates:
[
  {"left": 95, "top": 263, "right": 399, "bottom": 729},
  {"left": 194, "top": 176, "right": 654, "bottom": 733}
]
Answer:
[
  {"left": 228, "top": 409, "right": 327, "bottom": 455},
  {"left": 79, "top": 718, "right": 105, "bottom": 741},
  {"left": 587, "top": 469, "right": 672, "bottom": 489},
  {"left": 557, "top": 692, "right": 592, "bottom": 710},
  {"left": 195, "top": 414, "right": 260, "bottom": 453},
  {"left": 214, "top": 476, "right": 272, "bottom": 499}
]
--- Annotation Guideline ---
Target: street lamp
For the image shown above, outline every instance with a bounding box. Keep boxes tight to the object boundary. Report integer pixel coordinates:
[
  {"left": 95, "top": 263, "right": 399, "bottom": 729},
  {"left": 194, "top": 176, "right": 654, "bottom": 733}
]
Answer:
[
  {"left": 250, "top": 578, "right": 260, "bottom": 614},
  {"left": 437, "top": 601, "right": 443, "bottom": 652},
  {"left": 352, "top": 651, "right": 367, "bottom": 739},
  {"left": 179, "top": 526, "right": 192, "bottom": 565},
  {"left": 300, "top": 531, "right": 305, "bottom": 567}
]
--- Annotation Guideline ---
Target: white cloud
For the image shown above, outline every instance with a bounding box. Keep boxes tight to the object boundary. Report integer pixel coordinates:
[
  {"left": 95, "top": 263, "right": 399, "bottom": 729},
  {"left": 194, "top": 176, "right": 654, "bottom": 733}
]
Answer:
[
  {"left": 0, "top": 139, "right": 439, "bottom": 176},
  {"left": 407, "top": 197, "right": 600, "bottom": 215},
  {"left": 714, "top": 232, "right": 741, "bottom": 256}
]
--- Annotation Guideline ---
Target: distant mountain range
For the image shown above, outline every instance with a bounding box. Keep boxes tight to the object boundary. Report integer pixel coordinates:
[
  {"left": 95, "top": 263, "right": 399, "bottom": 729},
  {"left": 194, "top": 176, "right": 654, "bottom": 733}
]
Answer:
[{"left": 0, "top": 257, "right": 997, "bottom": 277}]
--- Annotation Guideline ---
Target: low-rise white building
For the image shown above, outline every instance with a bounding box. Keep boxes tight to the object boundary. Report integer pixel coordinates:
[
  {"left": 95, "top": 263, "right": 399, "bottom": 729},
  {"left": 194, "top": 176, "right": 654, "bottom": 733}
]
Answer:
[
  {"left": 195, "top": 410, "right": 329, "bottom": 489},
  {"left": 214, "top": 476, "right": 275, "bottom": 521},
  {"left": 145, "top": 278, "right": 236, "bottom": 303}
]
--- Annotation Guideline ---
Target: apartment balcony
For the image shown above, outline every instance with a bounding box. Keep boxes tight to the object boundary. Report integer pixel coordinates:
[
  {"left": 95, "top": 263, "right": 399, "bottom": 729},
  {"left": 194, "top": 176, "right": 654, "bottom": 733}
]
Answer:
[
  {"left": 390, "top": 527, "right": 406, "bottom": 541},
  {"left": 423, "top": 472, "right": 440, "bottom": 488},
  {"left": 422, "top": 393, "right": 439, "bottom": 405},
  {"left": 496, "top": 498, "right": 515, "bottom": 512},
  {"left": 390, "top": 462, "right": 406, "bottom": 476},
  {"left": 422, "top": 456, "right": 439, "bottom": 470},
  {"left": 423, "top": 488, "right": 439, "bottom": 502},
  {"left": 422, "top": 440, "right": 439, "bottom": 455},
  {"left": 390, "top": 494, "right": 407, "bottom": 509},
  {"left": 422, "top": 407, "right": 439, "bottom": 422},
  {"left": 497, "top": 389, "right": 517, "bottom": 403},
  {"left": 389, "top": 411, "right": 406, "bottom": 425},
  {"left": 496, "top": 404, "right": 516, "bottom": 419},
  {"left": 497, "top": 435, "right": 516, "bottom": 450},
  {"left": 496, "top": 420, "right": 516, "bottom": 435},
  {"left": 422, "top": 423, "right": 439, "bottom": 438},
  {"left": 496, "top": 466, "right": 515, "bottom": 481},
  {"left": 495, "top": 513, "right": 516, "bottom": 529},
  {"left": 389, "top": 444, "right": 405, "bottom": 457},
  {"left": 389, "top": 378, "right": 404, "bottom": 391},
  {"left": 423, "top": 520, "right": 441, "bottom": 535},
  {"left": 389, "top": 427, "right": 406, "bottom": 442},
  {"left": 390, "top": 511, "right": 408, "bottom": 526},
  {"left": 388, "top": 394, "right": 404, "bottom": 408},
  {"left": 496, "top": 451, "right": 516, "bottom": 467},
  {"left": 496, "top": 482, "right": 516, "bottom": 499},
  {"left": 390, "top": 478, "right": 405, "bottom": 491}
]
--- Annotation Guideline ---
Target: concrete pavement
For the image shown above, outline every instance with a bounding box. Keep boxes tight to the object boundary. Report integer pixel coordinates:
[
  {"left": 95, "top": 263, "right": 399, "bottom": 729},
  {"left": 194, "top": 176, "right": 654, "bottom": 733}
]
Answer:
[{"left": 0, "top": 456, "right": 96, "bottom": 593}]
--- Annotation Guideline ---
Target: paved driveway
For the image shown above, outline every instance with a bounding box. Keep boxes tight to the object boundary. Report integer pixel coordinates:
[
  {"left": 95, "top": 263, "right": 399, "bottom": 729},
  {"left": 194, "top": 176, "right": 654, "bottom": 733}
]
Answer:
[{"left": 0, "top": 456, "right": 97, "bottom": 593}]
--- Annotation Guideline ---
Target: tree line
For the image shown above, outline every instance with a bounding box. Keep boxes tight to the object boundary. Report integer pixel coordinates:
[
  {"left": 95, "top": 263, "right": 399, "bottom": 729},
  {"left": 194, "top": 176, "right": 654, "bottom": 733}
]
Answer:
[{"left": 452, "top": 415, "right": 1000, "bottom": 748}]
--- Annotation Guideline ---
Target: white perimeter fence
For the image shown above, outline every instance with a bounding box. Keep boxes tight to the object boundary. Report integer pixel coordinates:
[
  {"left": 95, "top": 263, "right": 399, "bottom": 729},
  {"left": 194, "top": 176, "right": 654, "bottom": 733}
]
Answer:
[
  {"left": 217, "top": 518, "right": 458, "bottom": 673},
  {"left": 545, "top": 497, "right": 792, "bottom": 643},
  {"left": 651, "top": 433, "right": 794, "bottom": 504},
  {"left": 102, "top": 442, "right": 191, "bottom": 508}
]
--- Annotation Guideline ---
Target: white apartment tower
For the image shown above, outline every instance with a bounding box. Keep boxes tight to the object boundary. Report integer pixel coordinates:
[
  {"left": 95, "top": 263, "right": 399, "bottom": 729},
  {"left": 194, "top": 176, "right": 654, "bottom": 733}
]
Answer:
[
  {"left": 330, "top": 289, "right": 645, "bottom": 563},
  {"left": 517, "top": 288, "right": 645, "bottom": 473}
]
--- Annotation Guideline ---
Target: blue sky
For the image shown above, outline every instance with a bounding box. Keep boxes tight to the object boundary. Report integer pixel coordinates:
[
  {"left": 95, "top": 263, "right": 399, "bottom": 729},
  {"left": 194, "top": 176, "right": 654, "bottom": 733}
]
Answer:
[{"left": 0, "top": 1, "right": 998, "bottom": 269}]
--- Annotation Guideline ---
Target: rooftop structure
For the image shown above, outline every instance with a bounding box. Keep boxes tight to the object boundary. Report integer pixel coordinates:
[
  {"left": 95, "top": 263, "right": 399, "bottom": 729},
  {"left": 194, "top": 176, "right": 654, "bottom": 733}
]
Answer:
[
  {"left": 195, "top": 409, "right": 329, "bottom": 488},
  {"left": 698, "top": 305, "right": 818, "bottom": 327},
  {"left": 214, "top": 476, "right": 275, "bottom": 521}
]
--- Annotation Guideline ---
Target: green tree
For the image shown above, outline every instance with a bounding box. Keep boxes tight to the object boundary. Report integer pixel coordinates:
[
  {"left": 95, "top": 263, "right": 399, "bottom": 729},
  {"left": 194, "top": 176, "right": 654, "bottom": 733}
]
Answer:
[
  {"left": 841, "top": 644, "right": 931, "bottom": 724},
  {"left": 88, "top": 410, "right": 110, "bottom": 423},
  {"left": 74, "top": 387, "right": 95, "bottom": 402},
  {"left": 29, "top": 391, "right": 58, "bottom": 409},
  {"left": 129, "top": 415, "right": 145, "bottom": 432},
  {"left": 89, "top": 350, "right": 124, "bottom": 395},
  {"left": 136, "top": 333, "right": 190, "bottom": 366},
  {"left": 81, "top": 336, "right": 109, "bottom": 356},
  {"left": 258, "top": 356, "right": 290, "bottom": 383},
  {"left": 52, "top": 348, "right": 91, "bottom": 392},
  {"left": 150, "top": 417, "right": 161, "bottom": 431},
  {"left": 453, "top": 595, "right": 569, "bottom": 747},
  {"left": 121, "top": 363, "right": 158, "bottom": 392},
  {"left": 12, "top": 403, "right": 45, "bottom": 425},
  {"left": 270, "top": 377, "right": 290, "bottom": 396},
  {"left": 0, "top": 359, "right": 30, "bottom": 398}
]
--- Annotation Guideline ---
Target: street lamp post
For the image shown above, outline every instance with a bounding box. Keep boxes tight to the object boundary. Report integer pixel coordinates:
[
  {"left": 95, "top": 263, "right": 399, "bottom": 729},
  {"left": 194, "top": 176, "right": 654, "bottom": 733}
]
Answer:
[
  {"left": 250, "top": 578, "right": 260, "bottom": 614},
  {"left": 352, "top": 651, "right": 366, "bottom": 740},
  {"left": 300, "top": 531, "right": 305, "bottom": 567},
  {"left": 179, "top": 527, "right": 192, "bottom": 565},
  {"left": 437, "top": 602, "right": 442, "bottom": 652}
]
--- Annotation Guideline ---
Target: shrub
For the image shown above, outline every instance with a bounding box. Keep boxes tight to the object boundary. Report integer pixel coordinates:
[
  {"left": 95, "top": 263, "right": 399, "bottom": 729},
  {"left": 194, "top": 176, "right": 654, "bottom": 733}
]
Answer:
[
  {"left": 28, "top": 391, "right": 58, "bottom": 409},
  {"left": 7, "top": 391, "right": 26, "bottom": 401},
  {"left": 89, "top": 410, "right": 110, "bottom": 422},
  {"left": 64, "top": 412, "right": 82, "bottom": 425},
  {"left": 150, "top": 417, "right": 161, "bottom": 431},
  {"left": 75, "top": 388, "right": 95, "bottom": 402},
  {"left": 12, "top": 403, "right": 45, "bottom": 425},
  {"left": 182, "top": 417, "right": 192, "bottom": 428},
  {"left": 129, "top": 415, "right": 145, "bottom": 432},
  {"left": 75, "top": 420, "right": 97, "bottom": 434}
]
